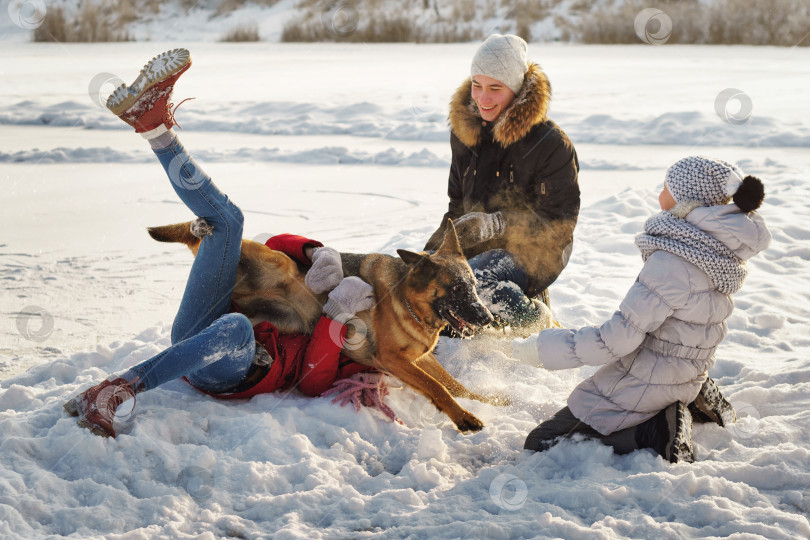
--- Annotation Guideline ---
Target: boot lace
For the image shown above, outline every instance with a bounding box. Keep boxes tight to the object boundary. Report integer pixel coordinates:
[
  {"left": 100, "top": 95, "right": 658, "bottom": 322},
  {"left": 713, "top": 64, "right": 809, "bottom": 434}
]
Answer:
[{"left": 165, "top": 97, "right": 196, "bottom": 130}]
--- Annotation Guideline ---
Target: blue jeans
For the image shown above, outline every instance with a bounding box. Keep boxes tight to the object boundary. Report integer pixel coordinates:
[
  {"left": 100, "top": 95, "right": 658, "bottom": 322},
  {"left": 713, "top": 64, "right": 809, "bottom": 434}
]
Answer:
[
  {"left": 125, "top": 137, "right": 255, "bottom": 393},
  {"left": 467, "top": 249, "right": 542, "bottom": 326}
]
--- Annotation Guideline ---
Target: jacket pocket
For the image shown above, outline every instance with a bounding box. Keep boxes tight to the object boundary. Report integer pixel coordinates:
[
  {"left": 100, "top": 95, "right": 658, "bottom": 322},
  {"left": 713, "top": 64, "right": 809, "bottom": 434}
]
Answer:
[{"left": 507, "top": 163, "right": 534, "bottom": 191}]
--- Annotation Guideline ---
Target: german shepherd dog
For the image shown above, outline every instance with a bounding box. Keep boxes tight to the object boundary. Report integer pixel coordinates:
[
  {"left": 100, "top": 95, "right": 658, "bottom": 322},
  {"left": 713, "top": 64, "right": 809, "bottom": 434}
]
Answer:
[{"left": 148, "top": 220, "right": 499, "bottom": 432}]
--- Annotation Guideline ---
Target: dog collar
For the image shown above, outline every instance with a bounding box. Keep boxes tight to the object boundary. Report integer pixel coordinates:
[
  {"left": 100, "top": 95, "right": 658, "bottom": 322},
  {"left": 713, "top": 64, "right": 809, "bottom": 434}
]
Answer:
[{"left": 403, "top": 297, "right": 424, "bottom": 328}]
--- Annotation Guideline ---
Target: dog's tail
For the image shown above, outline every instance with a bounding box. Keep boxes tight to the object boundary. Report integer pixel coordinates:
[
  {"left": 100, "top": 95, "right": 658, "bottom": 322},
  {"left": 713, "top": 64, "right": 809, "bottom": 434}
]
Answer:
[{"left": 147, "top": 221, "right": 201, "bottom": 250}]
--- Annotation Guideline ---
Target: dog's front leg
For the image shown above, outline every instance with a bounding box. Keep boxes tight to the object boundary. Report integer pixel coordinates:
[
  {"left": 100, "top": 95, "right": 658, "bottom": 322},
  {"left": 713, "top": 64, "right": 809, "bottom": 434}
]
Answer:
[
  {"left": 418, "top": 353, "right": 510, "bottom": 406},
  {"left": 376, "top": 354, "right": 483, "bottom": 433}
]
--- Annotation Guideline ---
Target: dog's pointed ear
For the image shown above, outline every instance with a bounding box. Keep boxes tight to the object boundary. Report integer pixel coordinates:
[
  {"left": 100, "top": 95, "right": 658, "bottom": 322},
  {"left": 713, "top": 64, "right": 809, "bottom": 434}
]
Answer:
[
  {"left": 437, "top": 219, "right": 464, "bottom": 256},
  {"left": 397, "top": 249, "right": 432, "bottom": 267}
]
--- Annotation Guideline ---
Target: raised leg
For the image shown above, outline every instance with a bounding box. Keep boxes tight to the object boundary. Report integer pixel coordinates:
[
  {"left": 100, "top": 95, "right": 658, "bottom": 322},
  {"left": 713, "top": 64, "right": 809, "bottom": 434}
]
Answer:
[
  {"left": 152, "top": 138, "right": 246, "bottom": 344},
  {"left": 66, "top": 49, "right": 259, "bottom": 437},
  {"left": 106, "top": 48, "right": 244, "bottom": 344}
]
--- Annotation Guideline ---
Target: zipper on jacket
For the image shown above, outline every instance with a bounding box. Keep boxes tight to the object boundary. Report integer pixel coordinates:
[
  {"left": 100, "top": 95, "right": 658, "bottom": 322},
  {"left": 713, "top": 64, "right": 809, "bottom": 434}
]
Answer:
[
  {"left": 509, "top": 164, "right": 514, "bottom": 184},
  {"left": 541, "top": 182, "right": 546, "bottom": 195}
]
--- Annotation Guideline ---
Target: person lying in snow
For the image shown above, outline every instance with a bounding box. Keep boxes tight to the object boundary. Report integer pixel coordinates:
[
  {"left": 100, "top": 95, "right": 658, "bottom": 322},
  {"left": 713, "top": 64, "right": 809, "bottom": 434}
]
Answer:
[
  {"left": 511, "top": 156, "right": 772, "bottom": 462},
  {"left": 64, "top": 49, "right": 384, "bottom": 438}
]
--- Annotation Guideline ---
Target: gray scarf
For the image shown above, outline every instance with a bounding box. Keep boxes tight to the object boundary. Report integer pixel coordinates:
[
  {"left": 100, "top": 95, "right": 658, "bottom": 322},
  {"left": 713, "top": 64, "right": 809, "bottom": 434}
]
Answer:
[{"left": 635, "top": 211, "right": 746, "bottom": 294}]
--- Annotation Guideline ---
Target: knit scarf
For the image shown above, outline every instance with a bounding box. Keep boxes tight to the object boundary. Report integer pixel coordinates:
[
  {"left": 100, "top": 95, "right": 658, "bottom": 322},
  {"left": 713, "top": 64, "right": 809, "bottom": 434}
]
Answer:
[{"left": 635, "top": 211, "right": 747, "bottom": 294}]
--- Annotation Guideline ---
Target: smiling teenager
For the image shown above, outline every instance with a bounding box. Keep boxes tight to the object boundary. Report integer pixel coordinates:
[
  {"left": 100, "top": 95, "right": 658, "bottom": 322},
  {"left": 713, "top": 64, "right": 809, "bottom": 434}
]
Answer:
[{"left": 425, "top": 34, "right": 580, "bottom": 329}]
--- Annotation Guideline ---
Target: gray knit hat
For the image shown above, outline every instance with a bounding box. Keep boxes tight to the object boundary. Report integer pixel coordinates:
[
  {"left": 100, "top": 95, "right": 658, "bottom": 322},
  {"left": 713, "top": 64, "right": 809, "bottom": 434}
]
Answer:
[
  {"left": 470, "top": 34, "right": 529, "bottom": 95},
  {"left": 665, "top": 156, "right": 744, "bottom": 208}
]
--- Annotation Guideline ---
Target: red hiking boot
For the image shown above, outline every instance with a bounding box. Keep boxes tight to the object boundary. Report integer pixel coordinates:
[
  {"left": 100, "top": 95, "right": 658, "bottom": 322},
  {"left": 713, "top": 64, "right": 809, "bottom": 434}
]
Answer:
[
  {"left": 106, "top": 48, "right": 192, "bottom": 133},
  {"left": 64, "top": 377, "right": 136, "bottom": 438}
]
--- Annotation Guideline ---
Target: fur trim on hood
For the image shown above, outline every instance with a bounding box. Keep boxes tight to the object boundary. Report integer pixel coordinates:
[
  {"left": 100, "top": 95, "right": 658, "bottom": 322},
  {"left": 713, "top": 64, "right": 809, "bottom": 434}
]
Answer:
[{"left": 449, "top": 62, "right": 551, "bottom": 149}]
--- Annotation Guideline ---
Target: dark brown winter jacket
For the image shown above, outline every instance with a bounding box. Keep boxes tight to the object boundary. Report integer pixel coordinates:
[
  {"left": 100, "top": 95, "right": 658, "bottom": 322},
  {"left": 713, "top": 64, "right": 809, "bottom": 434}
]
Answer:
[{"left": 424, "top": 63, "right": 580, "bottom": 298}]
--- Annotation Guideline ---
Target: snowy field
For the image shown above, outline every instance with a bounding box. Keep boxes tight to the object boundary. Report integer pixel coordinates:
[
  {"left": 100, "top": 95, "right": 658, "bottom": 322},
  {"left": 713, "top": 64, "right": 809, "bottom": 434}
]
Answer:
[{"left": 2, "top": 43, "right": 810, "bottom": 538}]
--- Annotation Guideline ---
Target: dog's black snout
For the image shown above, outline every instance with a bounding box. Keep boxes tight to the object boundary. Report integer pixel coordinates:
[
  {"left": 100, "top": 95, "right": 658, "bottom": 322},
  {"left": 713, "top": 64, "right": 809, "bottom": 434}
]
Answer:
[{"left": 471, "top": 304, "right": 494, "bottom": 327}]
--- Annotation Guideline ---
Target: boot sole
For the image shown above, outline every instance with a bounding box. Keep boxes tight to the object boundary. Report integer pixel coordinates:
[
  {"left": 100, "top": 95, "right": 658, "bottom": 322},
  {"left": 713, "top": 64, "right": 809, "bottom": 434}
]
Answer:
[
  {"left": 701, "top": 379, "right": 737, "bottom": 427},
  {"left": 691, "top": 393, "right": 722, "bottom": 425},
  {"left": 63, "top": 398, "right": 79, "bottom": 417},
  {"left": 106, "top": 48, "right": 191, "bottom": 115},
  {"left": 665, "top": 402, "right": 695, "bottom": 463},
  {"left": 77, "top": 416, "right": 113, "bottom": 438}
]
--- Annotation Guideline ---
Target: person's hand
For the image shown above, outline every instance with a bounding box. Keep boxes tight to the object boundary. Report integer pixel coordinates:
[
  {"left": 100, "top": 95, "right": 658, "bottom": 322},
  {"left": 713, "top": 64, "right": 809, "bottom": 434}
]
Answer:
[
  {"left": 511, "top": 335, "right": 542, "bottom": 367},
  {"left": 453, "top": 211, "right": 506, "bottom": 246},
  {"left": 323, "top": 276, "right": 375, "bottom": 321},
  {"left": 323, "top": 277, "right": 375, "bottom": 321},
  {"left": 189, "top": 217, "right": 213, "bottom": 238},
  {"left": 305, "top": 247, "right": 343, "bottom": 294}
]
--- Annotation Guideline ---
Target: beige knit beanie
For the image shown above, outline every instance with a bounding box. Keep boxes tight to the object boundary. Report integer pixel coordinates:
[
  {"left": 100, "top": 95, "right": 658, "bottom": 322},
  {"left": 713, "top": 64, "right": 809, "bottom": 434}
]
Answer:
[{"left": 470, "top": 34, "right": 529, "bottom": 94}]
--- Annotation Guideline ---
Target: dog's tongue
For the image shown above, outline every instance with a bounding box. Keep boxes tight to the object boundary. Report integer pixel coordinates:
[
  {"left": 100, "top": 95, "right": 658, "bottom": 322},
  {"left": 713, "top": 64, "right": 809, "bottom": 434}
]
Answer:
[{"left": 447, "top": 310, "right": 476, "bottom": 337}]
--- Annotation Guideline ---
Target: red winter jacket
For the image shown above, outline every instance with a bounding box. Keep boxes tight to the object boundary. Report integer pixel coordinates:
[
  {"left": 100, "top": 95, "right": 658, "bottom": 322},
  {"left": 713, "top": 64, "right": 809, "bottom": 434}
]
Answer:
[{"left": 192, "top": 233, "right": 373, "bottom": 400}]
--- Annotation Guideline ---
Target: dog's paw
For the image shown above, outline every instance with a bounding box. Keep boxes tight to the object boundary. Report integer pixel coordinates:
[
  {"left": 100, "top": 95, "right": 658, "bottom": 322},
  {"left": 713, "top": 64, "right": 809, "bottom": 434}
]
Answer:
[
  {"left": 455, "top": 411, "right": 484, "bottom": 433},
  {"left": 190, "top": 217, "right": 214, "bottom": 239}
]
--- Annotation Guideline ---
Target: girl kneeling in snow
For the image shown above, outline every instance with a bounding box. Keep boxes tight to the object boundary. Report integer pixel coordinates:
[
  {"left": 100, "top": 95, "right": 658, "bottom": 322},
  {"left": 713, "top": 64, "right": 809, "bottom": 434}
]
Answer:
[
  {"left": 511, "top": 156, "right": 771, "bottom": 462},
  {"left": 64, "top": 49, "right": 379, "bottom": 438}
]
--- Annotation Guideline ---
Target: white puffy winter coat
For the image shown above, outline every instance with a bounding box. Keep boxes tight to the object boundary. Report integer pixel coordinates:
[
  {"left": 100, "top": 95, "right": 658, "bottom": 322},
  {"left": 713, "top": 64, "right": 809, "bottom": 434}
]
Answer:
[{"left": 526, "top": 205, "right": 771, "bottom": 435}]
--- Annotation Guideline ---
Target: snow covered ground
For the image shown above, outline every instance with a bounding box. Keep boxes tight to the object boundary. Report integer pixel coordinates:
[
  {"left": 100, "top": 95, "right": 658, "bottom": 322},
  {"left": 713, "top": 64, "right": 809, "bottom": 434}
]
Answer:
[{"left": 2, "top": 43, "right": 810, "bottom": 538}]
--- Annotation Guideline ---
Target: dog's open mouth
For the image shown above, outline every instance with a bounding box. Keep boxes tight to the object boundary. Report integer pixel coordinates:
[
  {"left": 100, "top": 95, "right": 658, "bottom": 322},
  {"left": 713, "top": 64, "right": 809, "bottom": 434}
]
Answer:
[{"left": 441, "top": 308, "right": 478, "bottom": 338}]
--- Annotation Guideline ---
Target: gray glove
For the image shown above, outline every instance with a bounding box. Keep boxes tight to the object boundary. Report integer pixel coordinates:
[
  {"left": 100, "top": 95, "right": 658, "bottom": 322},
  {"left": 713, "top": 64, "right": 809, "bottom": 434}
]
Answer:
[
  {"left": 189, "top": 217, "right": 213, "bottom": 238},
  {"left": 323, "top": 276, "right": 375, "bottom": 321},
  {"left": 453, "top": 211, "right": 506, "bottom": 247},
  {"left": 305, "top": 247, "right": 343, "bottom": 294}
]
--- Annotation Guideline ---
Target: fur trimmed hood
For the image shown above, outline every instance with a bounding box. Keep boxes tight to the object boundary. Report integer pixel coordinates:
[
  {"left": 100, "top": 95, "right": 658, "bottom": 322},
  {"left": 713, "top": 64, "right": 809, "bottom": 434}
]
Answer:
[{"left": 449, "top": 62, "right": 551, "bottom": 149}]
